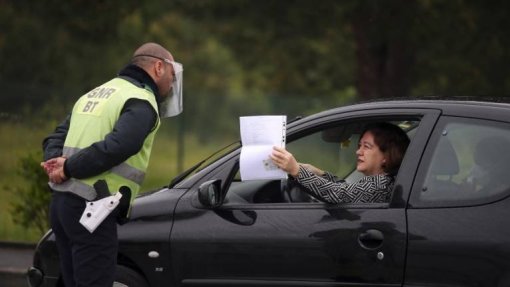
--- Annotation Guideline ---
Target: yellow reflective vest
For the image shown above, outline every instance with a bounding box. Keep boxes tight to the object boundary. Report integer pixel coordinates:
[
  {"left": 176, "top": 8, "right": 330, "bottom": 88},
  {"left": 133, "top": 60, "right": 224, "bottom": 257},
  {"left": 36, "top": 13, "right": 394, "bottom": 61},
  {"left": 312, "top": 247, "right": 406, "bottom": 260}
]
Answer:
[{"left": 50, "top": 77, "right": 160, "bottom": 204}]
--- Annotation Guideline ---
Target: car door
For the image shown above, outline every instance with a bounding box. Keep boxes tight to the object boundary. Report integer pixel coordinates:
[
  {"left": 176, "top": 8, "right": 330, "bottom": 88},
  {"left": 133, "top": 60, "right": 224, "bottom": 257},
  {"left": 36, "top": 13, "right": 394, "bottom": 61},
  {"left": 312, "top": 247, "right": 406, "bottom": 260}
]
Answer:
[
  {"left": 405, "top": 115, "right": 510, "bottom": 287},
  {"left": 170, "top": 109, "right": 439, "bottom": 286}
]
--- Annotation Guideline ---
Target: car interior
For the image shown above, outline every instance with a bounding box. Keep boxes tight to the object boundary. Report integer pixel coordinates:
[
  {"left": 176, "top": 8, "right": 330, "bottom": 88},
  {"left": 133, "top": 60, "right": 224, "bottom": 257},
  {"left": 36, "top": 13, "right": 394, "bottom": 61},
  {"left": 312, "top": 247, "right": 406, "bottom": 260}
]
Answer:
[
  {"left": 224, "top": 119, "right": 420, "bottom": 205},
  {"left": 420, "top": 121, "right": 510, "bottom": 204}
]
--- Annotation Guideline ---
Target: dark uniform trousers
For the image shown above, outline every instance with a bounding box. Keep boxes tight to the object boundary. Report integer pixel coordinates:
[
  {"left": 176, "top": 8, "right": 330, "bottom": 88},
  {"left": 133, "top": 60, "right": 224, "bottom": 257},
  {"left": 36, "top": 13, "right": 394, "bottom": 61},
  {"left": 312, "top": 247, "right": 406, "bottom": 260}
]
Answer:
[{"left": 50, "top": 191, "right": 118, "bottom": 287}]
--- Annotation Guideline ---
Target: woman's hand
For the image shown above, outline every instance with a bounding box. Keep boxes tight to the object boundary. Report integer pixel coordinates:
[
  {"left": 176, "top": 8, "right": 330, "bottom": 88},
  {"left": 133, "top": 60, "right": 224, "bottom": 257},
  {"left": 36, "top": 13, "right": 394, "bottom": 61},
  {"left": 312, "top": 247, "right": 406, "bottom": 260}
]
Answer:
[{"left": 270, "top": 146, "right": 300, "bottom": 177}]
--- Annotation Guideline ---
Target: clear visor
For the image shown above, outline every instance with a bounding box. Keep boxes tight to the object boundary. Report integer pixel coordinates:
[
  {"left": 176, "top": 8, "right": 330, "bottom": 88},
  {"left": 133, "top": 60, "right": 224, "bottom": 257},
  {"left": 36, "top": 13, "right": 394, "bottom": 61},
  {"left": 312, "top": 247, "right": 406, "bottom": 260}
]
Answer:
[{"left": 159, "top": 61, "right": 183, "bottom": 118}]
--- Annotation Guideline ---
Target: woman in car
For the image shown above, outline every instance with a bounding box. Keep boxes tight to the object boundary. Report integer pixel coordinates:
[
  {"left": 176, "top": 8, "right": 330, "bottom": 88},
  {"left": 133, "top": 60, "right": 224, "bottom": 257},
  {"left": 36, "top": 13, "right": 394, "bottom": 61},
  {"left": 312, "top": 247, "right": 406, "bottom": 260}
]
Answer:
[{"left": 270, "top": 122, "right": 410, "bottom": 203}]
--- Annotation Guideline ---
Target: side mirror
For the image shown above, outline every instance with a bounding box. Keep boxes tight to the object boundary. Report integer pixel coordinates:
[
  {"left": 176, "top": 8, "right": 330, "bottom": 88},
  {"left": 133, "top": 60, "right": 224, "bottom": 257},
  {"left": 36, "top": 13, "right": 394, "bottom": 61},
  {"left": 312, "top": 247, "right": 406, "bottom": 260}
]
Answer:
[{"left": 198, "top": 179, "right": 222, "bottom": 208}]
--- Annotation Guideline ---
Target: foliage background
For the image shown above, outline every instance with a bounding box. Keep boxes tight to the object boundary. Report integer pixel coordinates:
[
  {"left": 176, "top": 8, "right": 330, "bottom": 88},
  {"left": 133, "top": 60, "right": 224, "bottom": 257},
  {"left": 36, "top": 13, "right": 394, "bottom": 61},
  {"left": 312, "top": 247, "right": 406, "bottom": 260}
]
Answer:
[{"left": 1, "top": 0, "right": 509, "bottom": 242}]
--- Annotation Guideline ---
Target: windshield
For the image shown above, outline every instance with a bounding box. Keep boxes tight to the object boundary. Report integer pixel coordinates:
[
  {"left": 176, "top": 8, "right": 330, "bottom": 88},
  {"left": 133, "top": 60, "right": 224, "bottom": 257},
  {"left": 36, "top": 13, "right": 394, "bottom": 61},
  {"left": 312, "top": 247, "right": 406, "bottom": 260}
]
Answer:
[{"left": 168, "top": 141, "right": 241, "bottom": 188}]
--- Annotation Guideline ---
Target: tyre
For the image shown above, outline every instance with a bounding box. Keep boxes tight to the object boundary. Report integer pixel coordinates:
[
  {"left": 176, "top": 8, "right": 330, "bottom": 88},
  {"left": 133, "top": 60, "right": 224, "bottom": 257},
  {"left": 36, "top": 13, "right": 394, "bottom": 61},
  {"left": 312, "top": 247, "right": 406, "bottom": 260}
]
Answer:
[{"left": 114, "top": 265, "right": 149, "bottom": 287}]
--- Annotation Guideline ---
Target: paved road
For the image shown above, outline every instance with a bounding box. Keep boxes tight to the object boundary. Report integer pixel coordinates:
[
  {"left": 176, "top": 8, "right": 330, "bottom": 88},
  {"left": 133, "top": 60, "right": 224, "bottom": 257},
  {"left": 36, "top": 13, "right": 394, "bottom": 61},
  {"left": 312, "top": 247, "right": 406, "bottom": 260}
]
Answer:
[{"left": 0, "top": 242, "right": 35, "bottom": 287}]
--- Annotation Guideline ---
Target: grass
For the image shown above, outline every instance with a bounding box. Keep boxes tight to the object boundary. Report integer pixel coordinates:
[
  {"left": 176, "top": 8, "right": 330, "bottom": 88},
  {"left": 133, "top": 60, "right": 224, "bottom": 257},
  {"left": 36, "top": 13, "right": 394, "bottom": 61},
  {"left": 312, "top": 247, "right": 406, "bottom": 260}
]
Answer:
[{"left": 0, "top": 120, "right": 237, "bottom": 242}]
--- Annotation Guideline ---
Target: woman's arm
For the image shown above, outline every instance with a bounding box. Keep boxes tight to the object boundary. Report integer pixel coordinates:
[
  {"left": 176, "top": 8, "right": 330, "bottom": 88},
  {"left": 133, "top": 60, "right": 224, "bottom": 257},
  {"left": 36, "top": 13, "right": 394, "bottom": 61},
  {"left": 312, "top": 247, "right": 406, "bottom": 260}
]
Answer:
[{"left": 296, "top": 166, "right": 392, "bottom": 203}]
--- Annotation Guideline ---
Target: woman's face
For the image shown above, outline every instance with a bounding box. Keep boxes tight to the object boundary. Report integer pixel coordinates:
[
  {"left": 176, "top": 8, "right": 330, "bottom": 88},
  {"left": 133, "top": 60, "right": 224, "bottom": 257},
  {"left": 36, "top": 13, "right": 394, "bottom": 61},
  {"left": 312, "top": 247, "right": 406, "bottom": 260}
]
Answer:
[{"left": 356, "top": 131, "right": 386, "bottom": 176}]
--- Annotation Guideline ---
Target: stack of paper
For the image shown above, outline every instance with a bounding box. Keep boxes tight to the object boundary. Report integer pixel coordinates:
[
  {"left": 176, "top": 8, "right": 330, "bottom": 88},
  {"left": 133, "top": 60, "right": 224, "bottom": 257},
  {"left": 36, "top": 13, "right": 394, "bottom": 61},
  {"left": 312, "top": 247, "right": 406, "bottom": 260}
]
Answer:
[{"left": 239, "top": 115, "right": 287, "bottom": 181}]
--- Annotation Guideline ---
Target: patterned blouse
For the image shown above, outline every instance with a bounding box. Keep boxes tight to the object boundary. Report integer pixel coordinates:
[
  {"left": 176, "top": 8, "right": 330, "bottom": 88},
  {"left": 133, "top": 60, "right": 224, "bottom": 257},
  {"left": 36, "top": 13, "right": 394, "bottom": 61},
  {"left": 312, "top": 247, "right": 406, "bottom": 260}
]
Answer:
[{"left": 295, "top": 166, "right": 394, "bottom": 204}]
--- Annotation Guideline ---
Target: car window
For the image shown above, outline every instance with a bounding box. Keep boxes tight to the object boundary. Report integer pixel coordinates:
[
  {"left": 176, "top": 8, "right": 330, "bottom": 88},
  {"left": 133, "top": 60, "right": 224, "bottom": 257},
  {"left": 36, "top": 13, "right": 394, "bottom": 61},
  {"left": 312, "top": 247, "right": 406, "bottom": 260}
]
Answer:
[
  {"left": 416, "top": 118, "right": 510, "bottom": 206},
  {"left": 224, "top": 118, "right": 419, "bottom": 205}
]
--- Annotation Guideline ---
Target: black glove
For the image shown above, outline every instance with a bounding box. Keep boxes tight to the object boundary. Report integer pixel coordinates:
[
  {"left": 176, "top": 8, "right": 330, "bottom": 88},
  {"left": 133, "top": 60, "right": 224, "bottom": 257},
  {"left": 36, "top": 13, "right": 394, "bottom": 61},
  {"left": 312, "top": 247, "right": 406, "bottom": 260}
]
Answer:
[{"left": 117, "top": 186, "right": 131, "bottom": 225}]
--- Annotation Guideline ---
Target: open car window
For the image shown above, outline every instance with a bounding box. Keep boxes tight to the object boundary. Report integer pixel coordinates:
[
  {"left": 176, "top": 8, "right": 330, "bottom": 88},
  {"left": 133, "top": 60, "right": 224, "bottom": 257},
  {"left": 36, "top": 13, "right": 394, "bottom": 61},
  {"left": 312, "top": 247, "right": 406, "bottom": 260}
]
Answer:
[{"left": 224, "top": 118, "right": 420, "bottom": 206}]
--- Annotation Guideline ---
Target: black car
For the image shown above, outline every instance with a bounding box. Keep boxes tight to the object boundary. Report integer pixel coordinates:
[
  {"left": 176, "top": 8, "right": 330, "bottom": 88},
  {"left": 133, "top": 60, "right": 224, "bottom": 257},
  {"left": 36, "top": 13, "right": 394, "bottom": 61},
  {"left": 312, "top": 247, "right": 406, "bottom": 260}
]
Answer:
[{"left": 28, "top": 99, "right": 510, "bottom": 287}]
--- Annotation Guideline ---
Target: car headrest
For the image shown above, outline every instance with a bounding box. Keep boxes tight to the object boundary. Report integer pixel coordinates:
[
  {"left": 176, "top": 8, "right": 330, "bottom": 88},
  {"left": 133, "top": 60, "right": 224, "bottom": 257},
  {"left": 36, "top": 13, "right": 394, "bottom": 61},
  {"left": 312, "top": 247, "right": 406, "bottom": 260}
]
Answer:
[
  {"left": 474, "top": 136, "right": 510, "bottom": 172},
  {"left": 431, "top": 137, "right": 459, "bottom": 176}
]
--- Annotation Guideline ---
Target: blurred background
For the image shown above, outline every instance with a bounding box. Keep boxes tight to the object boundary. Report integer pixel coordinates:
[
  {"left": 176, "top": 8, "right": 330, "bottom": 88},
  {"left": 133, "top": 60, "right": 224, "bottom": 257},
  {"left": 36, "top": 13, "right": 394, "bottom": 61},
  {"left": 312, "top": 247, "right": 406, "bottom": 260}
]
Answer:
[{"left": 1, "top": 0, "right": 509, "bottom": 242}]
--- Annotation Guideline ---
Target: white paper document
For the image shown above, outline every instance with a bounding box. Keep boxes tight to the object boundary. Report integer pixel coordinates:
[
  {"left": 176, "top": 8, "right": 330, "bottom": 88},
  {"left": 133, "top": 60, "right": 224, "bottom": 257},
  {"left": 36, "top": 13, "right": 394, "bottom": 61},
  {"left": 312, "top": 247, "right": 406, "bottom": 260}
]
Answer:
[{"left": 239, "top": 115, "right": 287, "bottom": 181}]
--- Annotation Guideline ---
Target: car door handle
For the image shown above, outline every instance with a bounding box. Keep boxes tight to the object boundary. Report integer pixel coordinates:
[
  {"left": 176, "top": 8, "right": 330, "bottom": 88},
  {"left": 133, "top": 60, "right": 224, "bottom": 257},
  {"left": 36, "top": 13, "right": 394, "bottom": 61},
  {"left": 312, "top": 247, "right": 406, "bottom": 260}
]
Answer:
[{"left": 358, "top": 229, "right": 384, "bottom": 250}]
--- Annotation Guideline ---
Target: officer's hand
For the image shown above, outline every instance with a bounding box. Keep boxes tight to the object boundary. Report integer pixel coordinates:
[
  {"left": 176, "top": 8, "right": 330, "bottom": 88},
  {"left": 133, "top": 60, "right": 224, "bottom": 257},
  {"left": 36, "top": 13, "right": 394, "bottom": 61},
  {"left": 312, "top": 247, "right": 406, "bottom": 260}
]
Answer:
[
  {"left": 42, "top": 157, "right": 62, "bottom": 174},
  {"left": 41, "top": 160, "right": 54, "bottom": 175},
  {"left": 49, "top": 169, "right": 67, "bottom": 184},
  {"left": 45, "top": 157, "right": 68, "bottom": 184}
]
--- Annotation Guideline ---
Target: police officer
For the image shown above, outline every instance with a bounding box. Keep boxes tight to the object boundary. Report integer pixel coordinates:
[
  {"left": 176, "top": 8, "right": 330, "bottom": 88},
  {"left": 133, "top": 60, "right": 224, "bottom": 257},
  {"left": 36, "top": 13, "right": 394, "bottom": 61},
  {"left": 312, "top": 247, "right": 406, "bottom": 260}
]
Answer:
[{"left": 41, "top": 42, "right": 183, "bottom": 287}]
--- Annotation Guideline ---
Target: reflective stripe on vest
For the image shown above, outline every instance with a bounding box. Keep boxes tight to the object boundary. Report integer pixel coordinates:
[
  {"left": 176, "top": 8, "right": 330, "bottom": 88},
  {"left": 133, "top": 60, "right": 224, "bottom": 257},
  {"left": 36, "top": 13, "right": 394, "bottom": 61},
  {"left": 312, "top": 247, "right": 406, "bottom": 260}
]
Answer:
[
  {"left": 49, "top": 179, "right": 97, "bottom": 201},
  {"left": 62, "top": 147, "right": 145, "bottom": 185}
]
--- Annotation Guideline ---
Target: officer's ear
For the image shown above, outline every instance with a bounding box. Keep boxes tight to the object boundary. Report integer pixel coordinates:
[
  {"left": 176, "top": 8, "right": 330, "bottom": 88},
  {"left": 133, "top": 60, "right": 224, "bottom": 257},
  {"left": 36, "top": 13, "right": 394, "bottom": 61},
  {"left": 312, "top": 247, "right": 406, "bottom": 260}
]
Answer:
[{"left": 154, "top": 60, "right": 165, "bottom": 78}]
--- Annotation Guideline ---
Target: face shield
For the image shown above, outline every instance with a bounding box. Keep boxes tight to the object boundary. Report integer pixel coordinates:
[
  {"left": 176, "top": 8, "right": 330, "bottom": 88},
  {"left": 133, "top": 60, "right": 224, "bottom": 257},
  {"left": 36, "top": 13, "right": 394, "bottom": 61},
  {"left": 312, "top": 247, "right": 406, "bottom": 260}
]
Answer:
[{"left": 159, "top": 61, "right": 183, "bottom": 118}]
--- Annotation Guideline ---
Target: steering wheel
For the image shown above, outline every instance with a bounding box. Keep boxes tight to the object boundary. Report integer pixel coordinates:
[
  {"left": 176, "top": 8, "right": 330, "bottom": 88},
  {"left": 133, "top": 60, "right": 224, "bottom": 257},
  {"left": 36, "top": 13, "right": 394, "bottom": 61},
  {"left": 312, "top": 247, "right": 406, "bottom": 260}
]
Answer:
[{"left": 281, "top": 178, "right": 319, "bottom": 203}]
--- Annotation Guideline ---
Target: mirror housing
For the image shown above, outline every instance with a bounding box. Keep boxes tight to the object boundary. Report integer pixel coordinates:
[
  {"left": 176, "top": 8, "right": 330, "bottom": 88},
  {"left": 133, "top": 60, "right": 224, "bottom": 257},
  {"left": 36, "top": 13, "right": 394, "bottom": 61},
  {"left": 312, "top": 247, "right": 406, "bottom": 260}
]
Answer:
[{"left": 197, "top": 179, "right": 222, "bottom": 208}]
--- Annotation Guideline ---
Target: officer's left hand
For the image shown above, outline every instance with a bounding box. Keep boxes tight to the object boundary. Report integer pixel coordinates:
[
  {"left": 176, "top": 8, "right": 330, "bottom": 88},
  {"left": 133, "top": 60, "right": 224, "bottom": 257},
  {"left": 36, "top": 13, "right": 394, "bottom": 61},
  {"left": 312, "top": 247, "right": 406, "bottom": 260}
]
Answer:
[{"left": 43, "top": 157, "right": 68, "bottom": 184}]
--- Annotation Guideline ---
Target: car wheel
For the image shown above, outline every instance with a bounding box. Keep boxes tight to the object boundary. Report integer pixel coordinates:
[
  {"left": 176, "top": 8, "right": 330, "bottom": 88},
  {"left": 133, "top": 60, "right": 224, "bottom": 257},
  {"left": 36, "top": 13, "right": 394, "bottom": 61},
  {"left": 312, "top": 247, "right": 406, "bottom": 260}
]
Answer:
[{"left": 114, "top": 265, "right": 149, "bottom": 287}]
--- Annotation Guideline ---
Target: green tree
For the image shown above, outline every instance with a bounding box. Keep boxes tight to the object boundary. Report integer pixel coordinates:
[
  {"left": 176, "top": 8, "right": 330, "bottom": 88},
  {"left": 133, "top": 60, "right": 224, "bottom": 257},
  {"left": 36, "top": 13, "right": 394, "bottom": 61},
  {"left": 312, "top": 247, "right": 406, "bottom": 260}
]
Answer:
[{"left": 9, "top": 152, "right": 51, "bottom": 235}]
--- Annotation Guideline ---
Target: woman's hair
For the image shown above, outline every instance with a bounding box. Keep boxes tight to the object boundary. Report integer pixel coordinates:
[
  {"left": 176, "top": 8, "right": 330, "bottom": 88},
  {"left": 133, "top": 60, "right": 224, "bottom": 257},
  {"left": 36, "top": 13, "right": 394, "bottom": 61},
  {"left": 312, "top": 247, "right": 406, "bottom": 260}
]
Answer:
[{"left": 361, "top": 122, "right": 411, "bottom": 176}]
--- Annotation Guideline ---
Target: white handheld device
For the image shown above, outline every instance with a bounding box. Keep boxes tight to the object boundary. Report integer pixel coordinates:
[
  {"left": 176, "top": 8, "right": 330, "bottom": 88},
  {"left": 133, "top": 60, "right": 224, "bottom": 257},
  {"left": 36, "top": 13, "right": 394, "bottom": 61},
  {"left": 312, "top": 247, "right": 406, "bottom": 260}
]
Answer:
[{"left": 79, "top": 192, "right": 122, "bottom": 233}]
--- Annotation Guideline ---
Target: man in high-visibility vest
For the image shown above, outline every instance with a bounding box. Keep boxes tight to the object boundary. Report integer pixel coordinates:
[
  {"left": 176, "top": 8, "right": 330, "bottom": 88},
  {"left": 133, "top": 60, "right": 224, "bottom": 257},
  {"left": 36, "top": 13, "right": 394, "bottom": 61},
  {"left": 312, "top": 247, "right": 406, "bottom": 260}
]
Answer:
[{"left": 41, "top": 42, "right": 183, "bottom": 287}]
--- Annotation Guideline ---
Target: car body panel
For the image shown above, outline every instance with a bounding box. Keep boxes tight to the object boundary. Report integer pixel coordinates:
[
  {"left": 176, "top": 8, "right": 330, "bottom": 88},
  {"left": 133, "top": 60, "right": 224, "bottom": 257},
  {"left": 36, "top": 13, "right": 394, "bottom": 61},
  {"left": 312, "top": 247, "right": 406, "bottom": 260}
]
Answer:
[
  {"left": 116, "top": 188, "right": 187, "bottom": 286},
  {"left": 171, "top": 195, "right": 407, "bottom": 285},
  {"left": 405, "top": 199, "right": 510, "bottom": 286},
  {"left": 404, "top": 110, "right": 510, "bottom": 286}
]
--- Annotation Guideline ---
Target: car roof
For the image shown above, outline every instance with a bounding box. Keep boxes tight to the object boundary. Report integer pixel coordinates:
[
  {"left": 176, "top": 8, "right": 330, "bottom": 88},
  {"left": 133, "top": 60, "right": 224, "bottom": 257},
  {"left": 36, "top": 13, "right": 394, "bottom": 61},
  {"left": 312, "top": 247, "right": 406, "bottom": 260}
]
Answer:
[{"left": 297, "top": 97, "right": 510, "bottom": 123}]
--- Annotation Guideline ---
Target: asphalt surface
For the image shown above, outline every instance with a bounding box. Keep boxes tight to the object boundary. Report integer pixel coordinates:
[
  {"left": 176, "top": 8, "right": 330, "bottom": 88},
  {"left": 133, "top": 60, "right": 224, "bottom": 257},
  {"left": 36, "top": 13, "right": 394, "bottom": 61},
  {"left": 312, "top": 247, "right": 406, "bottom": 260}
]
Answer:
[{"left": 0, "top": 241, "right": 35, "bottom": 287}]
